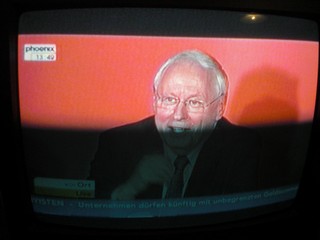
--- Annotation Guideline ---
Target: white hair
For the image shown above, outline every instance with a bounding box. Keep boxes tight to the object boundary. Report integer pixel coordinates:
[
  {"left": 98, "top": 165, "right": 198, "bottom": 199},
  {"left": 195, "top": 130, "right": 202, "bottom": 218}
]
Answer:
[{"left": 153, "top": 50, "right": 229, "bottom": 97}]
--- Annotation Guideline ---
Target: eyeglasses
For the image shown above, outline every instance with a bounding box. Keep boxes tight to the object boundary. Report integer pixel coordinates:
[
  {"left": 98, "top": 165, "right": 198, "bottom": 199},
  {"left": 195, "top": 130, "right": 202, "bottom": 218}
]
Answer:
[{"left": 156, "top": 93, "right": 224, "bottom": 113}]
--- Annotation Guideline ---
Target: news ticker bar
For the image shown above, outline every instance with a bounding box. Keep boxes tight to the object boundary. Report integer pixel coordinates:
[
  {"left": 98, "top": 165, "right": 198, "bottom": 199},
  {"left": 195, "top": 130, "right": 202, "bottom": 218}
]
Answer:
[{"left": 31, "top": 184, "right": 299, "bottom": 218}]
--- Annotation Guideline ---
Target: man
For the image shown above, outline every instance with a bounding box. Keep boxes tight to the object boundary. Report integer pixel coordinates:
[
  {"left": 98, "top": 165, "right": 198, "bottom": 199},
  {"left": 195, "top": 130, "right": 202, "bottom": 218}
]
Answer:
[{"left": 89, "top": 50, "right": 261, "bottom": 200}]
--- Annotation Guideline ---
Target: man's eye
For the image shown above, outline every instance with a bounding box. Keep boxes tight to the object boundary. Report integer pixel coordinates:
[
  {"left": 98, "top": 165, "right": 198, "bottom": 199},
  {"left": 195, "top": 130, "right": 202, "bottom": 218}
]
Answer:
[
  {"left": 164, "top": 97, "right": 178, "bottom": 105},
  {"left": 189, "top": 100, "right": 203, "bottom": 108}
]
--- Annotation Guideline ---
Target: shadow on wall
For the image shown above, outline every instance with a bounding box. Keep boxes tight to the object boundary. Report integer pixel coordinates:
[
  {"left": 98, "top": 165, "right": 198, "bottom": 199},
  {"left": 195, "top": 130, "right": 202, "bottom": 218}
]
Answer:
[
  {"left": 230, "top": 66, "right": 311, "bottom": 188},
  {"left": 229, "top": 66, "right": 299, "bottom": 126}
]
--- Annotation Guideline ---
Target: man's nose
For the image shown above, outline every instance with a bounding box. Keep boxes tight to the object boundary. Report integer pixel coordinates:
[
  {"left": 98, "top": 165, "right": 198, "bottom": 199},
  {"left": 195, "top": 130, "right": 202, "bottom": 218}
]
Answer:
[{"left": 173, "top": 101, "right": 189, "bottom": 120}]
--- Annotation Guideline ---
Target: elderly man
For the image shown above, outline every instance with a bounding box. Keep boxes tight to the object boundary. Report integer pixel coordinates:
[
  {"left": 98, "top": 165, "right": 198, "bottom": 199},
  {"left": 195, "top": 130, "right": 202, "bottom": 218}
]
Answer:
[{"left": 89, "top": 50, "right": 261, "bottom": 199}]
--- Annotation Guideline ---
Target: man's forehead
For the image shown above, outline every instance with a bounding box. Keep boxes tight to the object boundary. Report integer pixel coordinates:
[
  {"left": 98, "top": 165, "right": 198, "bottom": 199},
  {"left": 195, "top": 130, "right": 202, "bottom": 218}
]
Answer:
[
  {"left": 159, "top": 61, "right": 216, "bottom": 90},
  {"left": 162, "top": 61, "right": 208, "bottom": 80}
]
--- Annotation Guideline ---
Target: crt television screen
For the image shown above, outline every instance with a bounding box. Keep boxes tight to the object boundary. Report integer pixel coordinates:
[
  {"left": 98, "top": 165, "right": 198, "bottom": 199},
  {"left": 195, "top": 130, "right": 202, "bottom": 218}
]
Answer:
[{"left": 17, "top": 8, "right": 318, "bottom": 228}]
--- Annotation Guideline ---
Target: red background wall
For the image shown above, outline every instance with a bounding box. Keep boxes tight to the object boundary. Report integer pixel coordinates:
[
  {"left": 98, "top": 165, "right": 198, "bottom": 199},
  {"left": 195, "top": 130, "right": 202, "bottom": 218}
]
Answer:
[{"left": 18, "top": 35, "right": 318, "bottom": 130}]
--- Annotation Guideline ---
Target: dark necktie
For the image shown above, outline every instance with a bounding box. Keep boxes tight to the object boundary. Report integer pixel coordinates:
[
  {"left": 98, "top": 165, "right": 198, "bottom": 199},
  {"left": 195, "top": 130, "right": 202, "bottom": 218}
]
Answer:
[{"left": 166, "top": 156, "right": 189, "bottom": 198}]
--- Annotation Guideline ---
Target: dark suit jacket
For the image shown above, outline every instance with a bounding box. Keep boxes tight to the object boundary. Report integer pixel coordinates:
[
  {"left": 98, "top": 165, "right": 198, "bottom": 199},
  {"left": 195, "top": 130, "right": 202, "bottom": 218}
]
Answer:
[{"left": 89, "top": 116, "right": 262, "bottom": 199}]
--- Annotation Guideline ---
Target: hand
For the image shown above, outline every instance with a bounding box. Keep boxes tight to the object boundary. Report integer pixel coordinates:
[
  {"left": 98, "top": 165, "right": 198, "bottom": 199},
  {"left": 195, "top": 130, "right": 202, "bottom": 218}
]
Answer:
[
  {"left": 110, "top": 182, "right": 137, "bottom": 200},
  {"left": 132, "top": 154, "right": 173, "bottom": 186},
  {"left": 111, "top": 154, "right": 173, "bottom": 200}
]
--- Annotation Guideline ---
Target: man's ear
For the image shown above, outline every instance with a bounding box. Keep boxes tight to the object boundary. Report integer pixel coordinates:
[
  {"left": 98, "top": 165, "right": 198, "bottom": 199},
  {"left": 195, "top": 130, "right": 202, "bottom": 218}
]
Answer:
[
  {"left": 153, "top": 95, "right": 157, "bottom": 113},
  {"left": 216, "top": 96, "right": 227, "bottom": 120}
]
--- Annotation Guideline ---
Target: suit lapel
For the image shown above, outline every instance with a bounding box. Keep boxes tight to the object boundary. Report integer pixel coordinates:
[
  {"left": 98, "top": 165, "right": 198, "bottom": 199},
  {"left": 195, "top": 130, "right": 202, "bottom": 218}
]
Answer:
[
  {"left": 185, "top": 135, "right": 221, "bottom": 197},
  {"left": 184, "top": 119, "right": 231, "bottom": 197}
]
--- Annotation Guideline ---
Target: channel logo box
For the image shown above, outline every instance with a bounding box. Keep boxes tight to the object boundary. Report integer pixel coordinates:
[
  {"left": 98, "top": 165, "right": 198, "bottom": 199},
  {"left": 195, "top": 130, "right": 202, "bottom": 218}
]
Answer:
[{"left": 24, "top": 44, "right": 56, "bottom": 61}]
